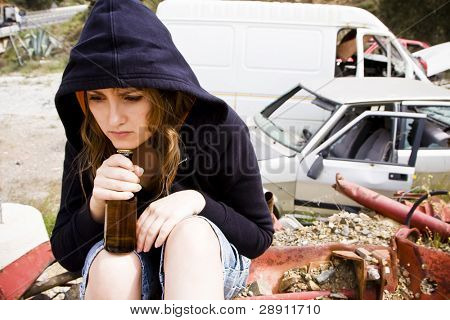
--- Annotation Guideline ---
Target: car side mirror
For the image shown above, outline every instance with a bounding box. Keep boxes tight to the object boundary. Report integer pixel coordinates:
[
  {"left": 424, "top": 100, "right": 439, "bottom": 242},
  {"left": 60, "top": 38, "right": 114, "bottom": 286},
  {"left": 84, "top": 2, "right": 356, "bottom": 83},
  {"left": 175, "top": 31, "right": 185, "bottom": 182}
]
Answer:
[{"left": 307, "top": 153, "right": 325, "bottom": 180}]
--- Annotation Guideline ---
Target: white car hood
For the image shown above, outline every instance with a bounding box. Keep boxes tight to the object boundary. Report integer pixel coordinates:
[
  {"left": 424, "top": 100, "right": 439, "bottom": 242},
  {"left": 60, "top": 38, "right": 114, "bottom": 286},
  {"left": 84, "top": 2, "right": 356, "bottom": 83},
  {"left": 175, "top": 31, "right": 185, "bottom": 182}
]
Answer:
[{"left": 413, "top": 42, "right": 450, "bottom": 77}]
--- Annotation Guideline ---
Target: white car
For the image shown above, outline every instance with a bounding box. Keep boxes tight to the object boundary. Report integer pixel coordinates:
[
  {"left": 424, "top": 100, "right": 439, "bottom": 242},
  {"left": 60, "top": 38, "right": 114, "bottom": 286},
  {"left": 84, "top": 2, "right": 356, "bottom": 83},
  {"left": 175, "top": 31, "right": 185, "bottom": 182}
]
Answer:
[{"left": 249, "top": 78, "right": 450, "bottom": 221}]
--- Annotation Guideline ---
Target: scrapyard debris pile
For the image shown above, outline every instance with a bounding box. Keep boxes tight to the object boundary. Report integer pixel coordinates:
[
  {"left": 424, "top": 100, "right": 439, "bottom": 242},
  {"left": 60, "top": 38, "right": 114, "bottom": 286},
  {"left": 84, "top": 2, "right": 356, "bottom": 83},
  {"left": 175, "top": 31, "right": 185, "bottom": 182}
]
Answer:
[
  {"left": 272, "top": 211, "right": 400, "bottom": 247},
  {"left": 234, "top": 208, "right": 450, "bottom": 300}
]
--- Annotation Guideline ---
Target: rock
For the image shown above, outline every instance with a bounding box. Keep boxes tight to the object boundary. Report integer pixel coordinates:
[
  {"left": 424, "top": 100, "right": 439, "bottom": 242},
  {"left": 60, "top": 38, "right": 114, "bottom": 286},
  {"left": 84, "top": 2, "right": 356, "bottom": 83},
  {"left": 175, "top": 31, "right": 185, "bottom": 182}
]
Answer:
[
  {"left": 341, "top": 239, "right": 358, "bottom": 245},
  {"left": 367, "top": 267, "right": 380, "bottom": 281},
  {"left": 308, "top": 280, "right": 321, "bottom": 291},
  {"left": 329, "top": 292, "right": 348, "bottom": 300},
  {"left": 279, "top": 275, "right": 301, "bottom": 292},
  {"left": 279, "top": 215, "right": 303, "bottom": 230},
  {"left": 361, "top": 228, "right": 370, "bottom": 236},
  {"left": 353, "top": 217, "right": 362, "bottom": 224},
  {"left": 379, "top": 232, "right": 391, "bottom": 240},
  {"left": 341, "top": 226, "right": 350, "bottom": 237},
  {"left": 315, "top": 269, "right": 335, "bottom": 284},
  {"left": 359, "top": 213, "right": 371, "bottom": 220}
]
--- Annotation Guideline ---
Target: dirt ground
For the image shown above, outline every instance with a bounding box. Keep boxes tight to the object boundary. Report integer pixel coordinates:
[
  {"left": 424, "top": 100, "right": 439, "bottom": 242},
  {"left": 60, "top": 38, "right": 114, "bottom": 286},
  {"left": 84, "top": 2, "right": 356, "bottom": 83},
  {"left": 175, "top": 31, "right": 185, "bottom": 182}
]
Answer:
[
  {"left": 0, "top": 73, "right": 73, "bottom": 298},
  {"left": 0, "top": 73, "right": 66, "bottom": 226}
]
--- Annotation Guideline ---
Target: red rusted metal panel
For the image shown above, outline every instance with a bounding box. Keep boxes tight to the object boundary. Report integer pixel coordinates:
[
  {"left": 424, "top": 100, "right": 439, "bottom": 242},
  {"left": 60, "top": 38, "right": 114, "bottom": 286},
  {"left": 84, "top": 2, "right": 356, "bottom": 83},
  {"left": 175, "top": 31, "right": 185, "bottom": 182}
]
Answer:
[
  {"left": 241, "top": 244, "right": 397, "bottom": 300},
  {"left": 333, "top": 174, "right": 450, "bottom": 238},
  {"left": 394, "top": 227, "right": 450, "bottom": 300},
  {"left": 0, "top": 241, "right": 55, "bottom": 300}
]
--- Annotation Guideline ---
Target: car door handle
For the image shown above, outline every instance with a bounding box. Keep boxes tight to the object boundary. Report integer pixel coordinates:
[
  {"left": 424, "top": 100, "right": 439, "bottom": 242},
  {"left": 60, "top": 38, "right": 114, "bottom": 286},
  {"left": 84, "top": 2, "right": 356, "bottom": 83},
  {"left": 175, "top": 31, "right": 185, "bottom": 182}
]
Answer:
[{"left": 389, "top": 173, "right": 407, "bottom": 181}]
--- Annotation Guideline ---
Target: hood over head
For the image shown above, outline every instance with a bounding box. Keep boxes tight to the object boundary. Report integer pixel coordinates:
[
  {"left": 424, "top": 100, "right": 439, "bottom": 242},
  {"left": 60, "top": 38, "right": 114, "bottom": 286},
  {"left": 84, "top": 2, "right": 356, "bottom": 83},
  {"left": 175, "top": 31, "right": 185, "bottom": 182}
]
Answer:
[{"left": 55, "top": 0, "right": 227, "bottom": 151}]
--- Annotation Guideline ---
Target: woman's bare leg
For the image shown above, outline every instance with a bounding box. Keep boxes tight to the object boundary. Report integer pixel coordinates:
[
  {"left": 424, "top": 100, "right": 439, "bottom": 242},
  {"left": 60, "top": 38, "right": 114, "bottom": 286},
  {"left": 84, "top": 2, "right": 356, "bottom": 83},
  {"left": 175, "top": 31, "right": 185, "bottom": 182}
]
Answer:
[
  {"left": 163, "top": 217, "right": 223, "bottom": 299},
  {"left": 84, "top": 249, "right": 142, "bottom": 300}
]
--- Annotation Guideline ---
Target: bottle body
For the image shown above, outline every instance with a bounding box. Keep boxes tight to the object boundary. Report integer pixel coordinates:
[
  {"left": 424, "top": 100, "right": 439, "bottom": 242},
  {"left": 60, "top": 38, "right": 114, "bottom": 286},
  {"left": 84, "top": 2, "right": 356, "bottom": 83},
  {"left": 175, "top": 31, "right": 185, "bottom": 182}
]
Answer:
[
  {"left": 104, "top": 198, "right": 137, "bottom": 253},
  {"left": 104, "top": 149, "right": 137, "bottom": 253}
]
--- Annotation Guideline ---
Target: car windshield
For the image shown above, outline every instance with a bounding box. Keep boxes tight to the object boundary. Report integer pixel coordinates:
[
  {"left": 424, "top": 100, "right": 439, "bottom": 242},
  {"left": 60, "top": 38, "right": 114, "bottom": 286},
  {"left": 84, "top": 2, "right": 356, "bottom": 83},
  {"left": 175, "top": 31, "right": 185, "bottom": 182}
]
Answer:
[{"left": 254, "top": 86, "right": 335, "bottom": 152}]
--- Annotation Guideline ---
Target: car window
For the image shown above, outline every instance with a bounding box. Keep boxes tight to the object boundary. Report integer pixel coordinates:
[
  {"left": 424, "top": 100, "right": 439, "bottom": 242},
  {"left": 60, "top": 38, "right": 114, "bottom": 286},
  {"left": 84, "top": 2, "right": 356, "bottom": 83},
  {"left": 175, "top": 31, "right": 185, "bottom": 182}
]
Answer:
[
  {"left": 255, "top": 87, "right": 334, "bottom": 152},
  {"left": 363, "top": 35, "right": 406, "bottom": 78},
  {"left": 328, "top": 115, "right": 394, "bottom": 163},
  {"left": 318, "top": 103, "right": 395, "bottom": 145},
  {"left": 326, "top": 114, "right": 423, "bottom": 165},
  {"left": 398, "top": 105, "right": 450, "bottom": 150},
  {"left": 335, "top": 29, "right": 408, "bottom": 78},
  {"left": 335, "top": 28, "right": 357, "bottom": 77}
]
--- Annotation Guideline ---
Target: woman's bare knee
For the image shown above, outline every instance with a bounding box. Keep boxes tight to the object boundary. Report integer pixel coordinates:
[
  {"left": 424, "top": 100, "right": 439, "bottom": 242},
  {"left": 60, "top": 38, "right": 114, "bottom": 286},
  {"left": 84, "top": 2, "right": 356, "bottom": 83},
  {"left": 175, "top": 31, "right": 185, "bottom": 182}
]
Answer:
[
  {"left": 163, "top": 217, "right": 223, "bottom": 299},
  {"left": 84, "top": 249, "right": 142, "bottom": 300},
  {"left": 166, "top": 217, "right": 220, "bottom": 255}
]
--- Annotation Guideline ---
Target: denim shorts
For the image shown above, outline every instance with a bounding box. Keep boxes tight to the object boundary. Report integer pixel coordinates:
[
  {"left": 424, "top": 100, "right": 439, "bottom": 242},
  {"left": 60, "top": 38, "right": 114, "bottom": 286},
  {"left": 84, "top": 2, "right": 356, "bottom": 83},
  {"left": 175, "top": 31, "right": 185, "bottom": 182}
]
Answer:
[{"left": 79, "top": 216, "right": 251, "bottom": 300}]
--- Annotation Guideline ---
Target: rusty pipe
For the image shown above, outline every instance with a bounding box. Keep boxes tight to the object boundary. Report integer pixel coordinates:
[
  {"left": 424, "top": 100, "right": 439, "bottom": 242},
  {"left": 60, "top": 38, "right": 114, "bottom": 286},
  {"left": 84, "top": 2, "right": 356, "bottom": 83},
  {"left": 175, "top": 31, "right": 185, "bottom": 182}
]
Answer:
[{"left": 333, "top": 173, "right": 450, "bottom": 239}]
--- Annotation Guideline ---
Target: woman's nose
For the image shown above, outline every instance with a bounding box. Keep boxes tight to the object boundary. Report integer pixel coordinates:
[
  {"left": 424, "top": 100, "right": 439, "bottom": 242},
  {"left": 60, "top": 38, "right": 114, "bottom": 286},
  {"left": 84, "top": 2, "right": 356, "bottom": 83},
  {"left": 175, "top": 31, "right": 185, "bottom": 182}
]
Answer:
[{"left": 108, "top": 102, "right": 126, "bottom": 126}]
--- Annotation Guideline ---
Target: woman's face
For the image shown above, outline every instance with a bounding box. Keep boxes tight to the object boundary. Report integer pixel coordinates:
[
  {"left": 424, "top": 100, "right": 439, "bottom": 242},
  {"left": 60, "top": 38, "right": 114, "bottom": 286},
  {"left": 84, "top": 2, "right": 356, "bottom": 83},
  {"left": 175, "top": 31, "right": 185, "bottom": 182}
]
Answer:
[{"left": 87, "top": 88, "right": 152, "bottom": 150}]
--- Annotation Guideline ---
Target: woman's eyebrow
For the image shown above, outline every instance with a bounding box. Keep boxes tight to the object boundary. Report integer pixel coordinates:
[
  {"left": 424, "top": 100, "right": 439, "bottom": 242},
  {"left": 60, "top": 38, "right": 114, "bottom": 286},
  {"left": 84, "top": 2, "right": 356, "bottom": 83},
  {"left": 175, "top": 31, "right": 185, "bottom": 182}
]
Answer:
[
  {"left": 116, "top": 89, "right": 140, "bottom": 95},
  {"left": 86, "top": 90, "right": 105, "bottom": 96}
]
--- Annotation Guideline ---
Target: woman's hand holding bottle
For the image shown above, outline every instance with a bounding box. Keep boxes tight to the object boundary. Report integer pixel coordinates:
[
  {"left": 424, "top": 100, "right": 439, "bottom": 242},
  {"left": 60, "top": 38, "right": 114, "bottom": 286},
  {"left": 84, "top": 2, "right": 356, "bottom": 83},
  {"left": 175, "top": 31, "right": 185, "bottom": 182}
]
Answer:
[{"left": 90, "top": 154, "right": 144, "bottom": 223}]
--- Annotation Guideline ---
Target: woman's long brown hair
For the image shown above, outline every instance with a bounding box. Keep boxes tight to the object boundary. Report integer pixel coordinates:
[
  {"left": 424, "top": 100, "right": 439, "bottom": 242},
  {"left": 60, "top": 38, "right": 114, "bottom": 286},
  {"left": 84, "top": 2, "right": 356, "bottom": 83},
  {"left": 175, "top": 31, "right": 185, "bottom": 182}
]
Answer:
[{"left": 76, "top": 88, "right": 195, "bottom": 202}]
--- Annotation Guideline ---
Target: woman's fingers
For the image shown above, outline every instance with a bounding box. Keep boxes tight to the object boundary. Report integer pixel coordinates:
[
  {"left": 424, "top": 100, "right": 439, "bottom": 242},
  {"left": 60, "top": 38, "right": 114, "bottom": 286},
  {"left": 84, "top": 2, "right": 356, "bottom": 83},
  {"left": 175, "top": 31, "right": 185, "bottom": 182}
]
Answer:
[
  {"left": 133, "top": 165, "right": 145, "bottom": 177},
  {"left": 136, "top": 206, "right": 155, "bottom": 240},
  {"left": 99, "top": 166, "right": 141, "bottom": 184},
  {"left": 95, "top": 175, "right": 142, "bottom": 193},
  {"left": 154, "top": 219, "right": 178, "bottom": 248},
  {"left": 140, "top": 216, "right": 165, "bottom": 253},
  {"left": 92, "top": 187, "right": 134, "bottom": 201},
  {"left": 104, "top": 154, "right": 134, "bottom": 171}
]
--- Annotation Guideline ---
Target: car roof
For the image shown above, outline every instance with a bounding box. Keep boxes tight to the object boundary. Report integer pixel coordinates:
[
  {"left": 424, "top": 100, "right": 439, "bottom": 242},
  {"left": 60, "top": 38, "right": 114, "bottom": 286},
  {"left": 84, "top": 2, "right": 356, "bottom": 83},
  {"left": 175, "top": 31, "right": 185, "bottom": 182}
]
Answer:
[
  {"left": 158, "top": 0, "right": 387, "bottom": 30},
  {"left": 300, "top": 78, "right": 450, "bottom": 105}
]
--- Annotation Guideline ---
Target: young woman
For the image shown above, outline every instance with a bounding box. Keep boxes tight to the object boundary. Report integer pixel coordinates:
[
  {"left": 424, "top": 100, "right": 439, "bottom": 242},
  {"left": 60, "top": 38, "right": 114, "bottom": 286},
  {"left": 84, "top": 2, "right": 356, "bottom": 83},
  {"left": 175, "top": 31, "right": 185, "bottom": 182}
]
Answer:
[{"left": 51, "top": 0, "right": 273, "bottom": 300}]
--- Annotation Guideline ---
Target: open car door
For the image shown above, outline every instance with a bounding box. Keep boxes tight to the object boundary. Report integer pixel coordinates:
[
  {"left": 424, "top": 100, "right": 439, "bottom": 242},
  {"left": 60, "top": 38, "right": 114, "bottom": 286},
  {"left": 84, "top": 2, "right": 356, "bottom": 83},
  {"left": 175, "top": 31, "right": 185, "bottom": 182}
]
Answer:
[{"left": 294, "top": 110, "right": 426, "bottom": 218}]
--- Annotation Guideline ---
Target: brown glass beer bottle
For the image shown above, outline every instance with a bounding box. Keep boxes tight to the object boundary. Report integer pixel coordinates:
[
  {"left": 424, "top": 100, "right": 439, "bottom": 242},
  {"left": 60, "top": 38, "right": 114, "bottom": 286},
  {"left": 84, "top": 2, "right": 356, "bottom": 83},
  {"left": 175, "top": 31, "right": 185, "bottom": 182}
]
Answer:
[{"left": 104, "top": 149, "right": 137, "bottom": 253}]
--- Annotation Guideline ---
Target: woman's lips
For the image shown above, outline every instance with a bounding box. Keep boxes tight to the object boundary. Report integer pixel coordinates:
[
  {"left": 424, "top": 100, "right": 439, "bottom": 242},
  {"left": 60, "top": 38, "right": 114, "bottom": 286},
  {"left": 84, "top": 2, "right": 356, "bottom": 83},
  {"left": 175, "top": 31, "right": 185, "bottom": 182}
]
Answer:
[{"left": 110, "top": 131, "right": 133, "bottom": 138}]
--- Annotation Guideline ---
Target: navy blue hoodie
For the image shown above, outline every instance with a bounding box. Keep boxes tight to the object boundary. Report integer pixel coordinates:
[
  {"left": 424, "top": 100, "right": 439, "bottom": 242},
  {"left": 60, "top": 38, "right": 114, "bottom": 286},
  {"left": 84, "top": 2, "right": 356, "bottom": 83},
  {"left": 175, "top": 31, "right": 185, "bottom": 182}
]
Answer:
[{"left": 51, "top": 0, "right": 273, "bottom": 272}]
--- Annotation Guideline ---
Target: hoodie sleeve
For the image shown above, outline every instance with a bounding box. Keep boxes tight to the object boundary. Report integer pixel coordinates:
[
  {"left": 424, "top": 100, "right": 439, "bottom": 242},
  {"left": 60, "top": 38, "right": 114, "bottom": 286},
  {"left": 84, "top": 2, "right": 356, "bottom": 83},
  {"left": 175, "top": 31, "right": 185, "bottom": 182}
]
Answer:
[
  {"left": 197, "top": 116, "right": 274, "bottom": 259},
  {"left": 50, "top": 141, "right": 104, "bottom": 272}
]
